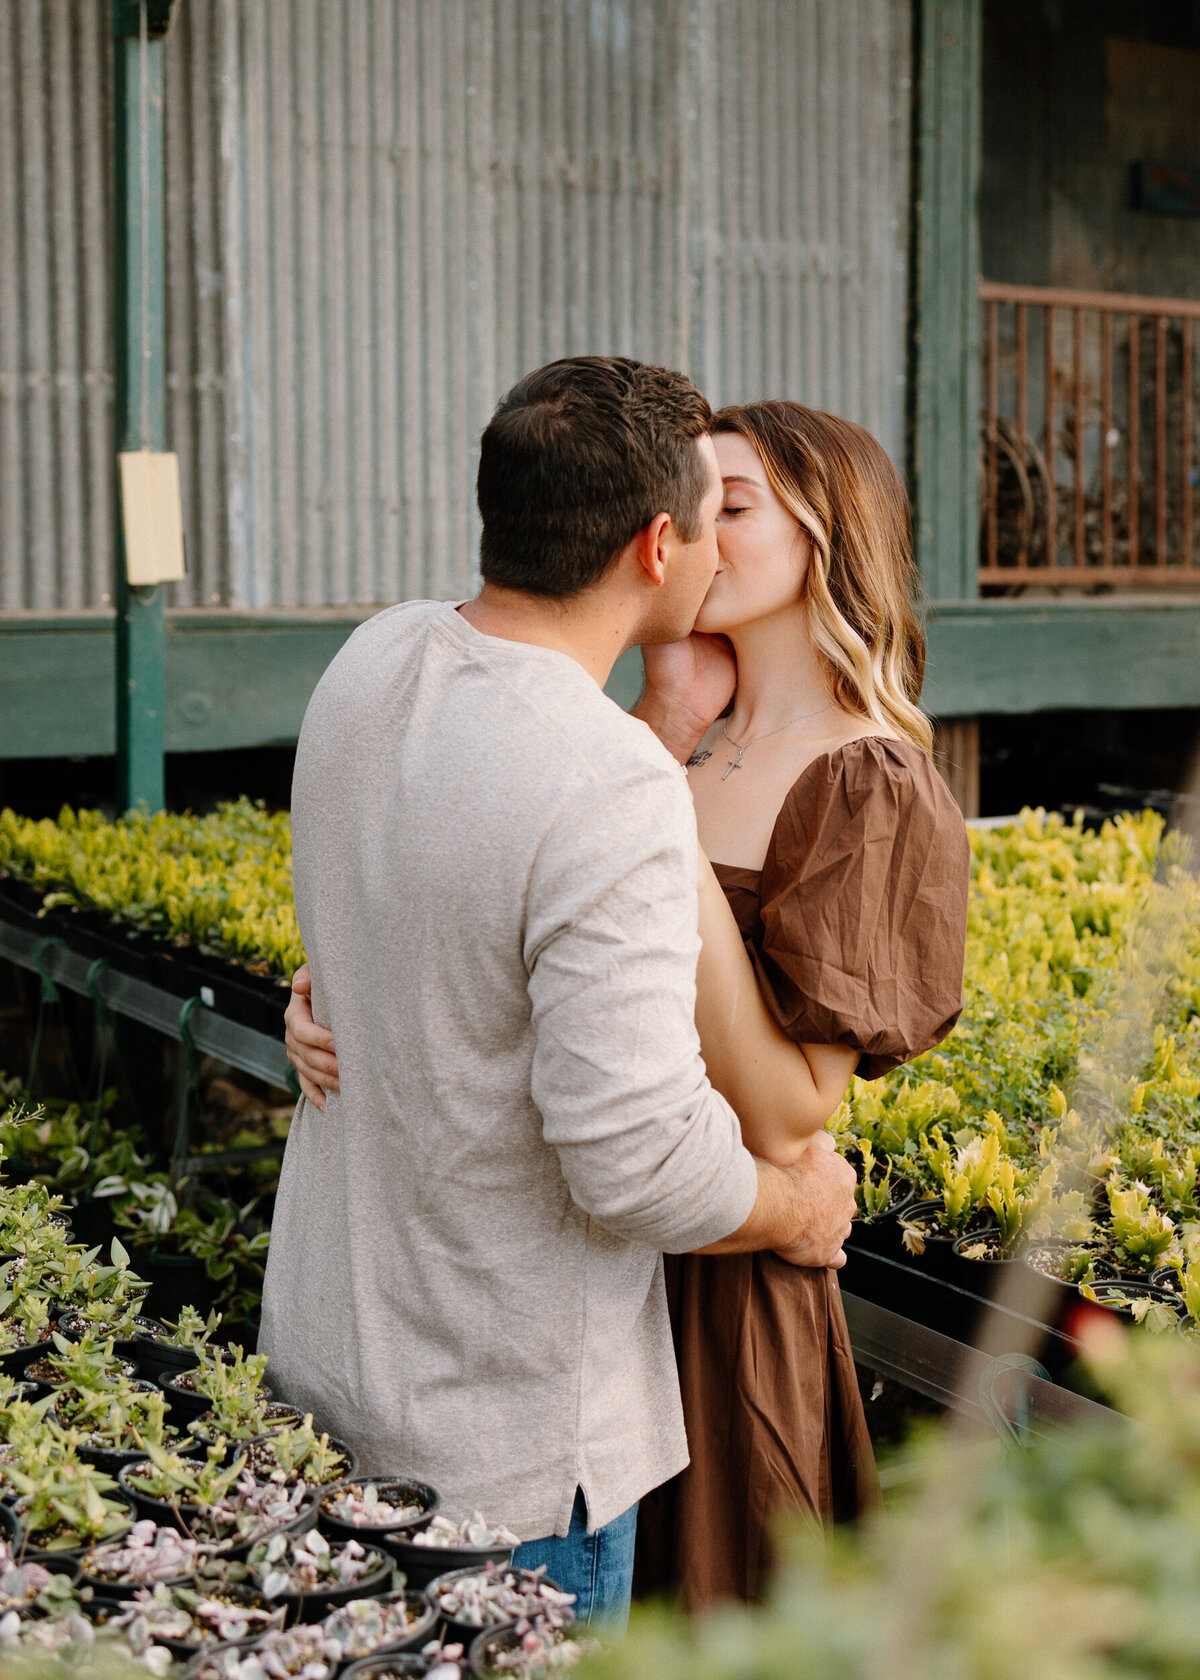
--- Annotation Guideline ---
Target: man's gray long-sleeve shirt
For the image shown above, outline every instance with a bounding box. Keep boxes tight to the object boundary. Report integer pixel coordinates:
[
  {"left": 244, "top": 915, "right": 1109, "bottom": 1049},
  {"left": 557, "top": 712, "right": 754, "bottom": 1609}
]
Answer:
[{"left": 259, "top": 600, "right": 758, "bottom": 1540}]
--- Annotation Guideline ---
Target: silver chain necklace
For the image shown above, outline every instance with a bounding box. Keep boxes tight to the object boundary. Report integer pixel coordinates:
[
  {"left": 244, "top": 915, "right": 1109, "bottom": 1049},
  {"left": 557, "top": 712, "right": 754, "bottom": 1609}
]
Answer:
[{"left": 720, "top": 704, "right": 831, "bottom": 780}]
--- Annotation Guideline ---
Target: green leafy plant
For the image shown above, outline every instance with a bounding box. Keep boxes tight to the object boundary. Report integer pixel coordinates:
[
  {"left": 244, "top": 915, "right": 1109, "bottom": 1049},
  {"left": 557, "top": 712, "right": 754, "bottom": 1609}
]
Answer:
[
  {"left": 184, "top": 1346, "right": 272, "bottom": 1440},
  {"left": 1108, "top": 1183, "right": 1178, "bottom": 1272},
  {"left": 125, "top": 1439, "right": 246, "bottom": 1508},
  {"left": 243, "top": 1419, "right": 346, "bottom": 1487}
]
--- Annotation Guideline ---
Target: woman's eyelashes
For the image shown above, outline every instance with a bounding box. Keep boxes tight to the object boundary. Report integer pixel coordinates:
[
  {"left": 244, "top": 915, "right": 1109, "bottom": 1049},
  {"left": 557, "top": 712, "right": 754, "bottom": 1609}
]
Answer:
[{"left": 720, "top": 503, "right": 750, "bottom": 517}]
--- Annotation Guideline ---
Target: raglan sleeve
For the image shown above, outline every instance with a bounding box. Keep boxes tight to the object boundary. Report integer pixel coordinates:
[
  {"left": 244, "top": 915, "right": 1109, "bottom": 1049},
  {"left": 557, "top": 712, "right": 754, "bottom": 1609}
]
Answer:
[{"left": 524, "top": 746, "right": 758, "bottom": 1253}]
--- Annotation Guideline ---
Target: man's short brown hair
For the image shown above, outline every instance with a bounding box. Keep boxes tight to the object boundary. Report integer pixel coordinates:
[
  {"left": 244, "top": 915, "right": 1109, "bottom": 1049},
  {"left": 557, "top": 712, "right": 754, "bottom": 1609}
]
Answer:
[{"left": 476, "top": 356, "right": 713, "bottom": 598}]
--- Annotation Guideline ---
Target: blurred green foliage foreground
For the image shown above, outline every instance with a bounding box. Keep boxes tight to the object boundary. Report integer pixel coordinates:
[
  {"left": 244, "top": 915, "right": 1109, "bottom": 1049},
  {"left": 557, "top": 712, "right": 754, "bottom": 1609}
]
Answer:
[{"left": 583, "top": 1325, "right": 1200, "bottom": 1680}]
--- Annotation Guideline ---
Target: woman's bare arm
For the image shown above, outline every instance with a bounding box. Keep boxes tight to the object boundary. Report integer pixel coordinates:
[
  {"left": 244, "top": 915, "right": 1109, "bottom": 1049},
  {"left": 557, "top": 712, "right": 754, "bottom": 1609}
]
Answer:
[{"left": 695, "top": 846, "right": 857, "bottom": 1166}]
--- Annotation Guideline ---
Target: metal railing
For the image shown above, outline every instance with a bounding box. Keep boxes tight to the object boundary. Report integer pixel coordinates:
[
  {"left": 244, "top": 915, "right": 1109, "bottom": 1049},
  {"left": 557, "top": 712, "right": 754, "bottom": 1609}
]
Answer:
[{"left": 979, "top": 280, "right": 1200, "bottom": 587}]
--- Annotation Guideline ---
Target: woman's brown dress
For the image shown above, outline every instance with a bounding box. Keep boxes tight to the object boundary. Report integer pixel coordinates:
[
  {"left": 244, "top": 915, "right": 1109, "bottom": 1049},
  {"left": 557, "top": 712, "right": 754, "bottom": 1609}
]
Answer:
[{"left": 636, "top": 736, "right": 971, "bottom": 1609}]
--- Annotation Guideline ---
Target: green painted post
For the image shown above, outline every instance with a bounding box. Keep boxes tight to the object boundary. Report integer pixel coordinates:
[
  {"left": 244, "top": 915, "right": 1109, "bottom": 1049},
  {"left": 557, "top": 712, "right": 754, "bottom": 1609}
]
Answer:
[
  {"left": 909, "top": 0, "right": 983, "bottom": 604},
  {"left": 113, "top": 0, "right": 175, "bottom": 813}
]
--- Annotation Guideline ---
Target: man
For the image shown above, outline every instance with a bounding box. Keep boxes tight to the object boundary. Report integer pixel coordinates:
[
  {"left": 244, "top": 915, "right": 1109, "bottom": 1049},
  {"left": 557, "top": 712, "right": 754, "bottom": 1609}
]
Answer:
[{"left": 260, "top": 356, "right": 856, "bottom": 1625}]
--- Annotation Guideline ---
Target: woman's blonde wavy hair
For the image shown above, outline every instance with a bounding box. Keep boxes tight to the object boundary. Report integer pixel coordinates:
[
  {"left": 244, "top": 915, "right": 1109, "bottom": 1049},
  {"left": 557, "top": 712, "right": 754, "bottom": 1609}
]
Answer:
[{"left": 710, "top": 401, "right": 933, "bottom": 755}]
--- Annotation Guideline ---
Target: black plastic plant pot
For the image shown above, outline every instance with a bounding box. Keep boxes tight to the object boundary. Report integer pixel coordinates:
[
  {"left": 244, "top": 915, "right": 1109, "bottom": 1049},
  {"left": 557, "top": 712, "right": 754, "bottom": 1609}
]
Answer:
[
  {"left": 1082, "top": 1279, "right": 1184, "bottom": 1321},
  {"left": 383, "top": 1531, "right": 515, "bottom": 1591},
  {"left": 239, "top": 1433, "right": 359, "bottom": 1488},
  {"left": 116, "top": 1463, "right": 320, "bottom": 1558},
  {"left": 70, "top": 1430, "right": 207, "bottom": 1480},
  {"left": 318, "top": 1476, "right": 439, "bottom": 1547},
  {"left": 896, "top": 1200, "right": 996, "bottom": 1285},
  {"left": 1022, "top": 1245, "right": 1116, "bottom": 1319},
  {"left": 951, "top": 1230, "right": 1022, "bottom": 1281},
  {"left": 79, "top": 1558, "right": 199, "bottom": 1602},
  {"left": 85, "top": 1593, "right": 273, "bottom": 1663},
  {"left": 469, "top": 1625, "right": 588, "bottom": 1680},
  {"left": 182, "top": 1637, "right": 298, "bottom": 1680},
  {"left": 425, "top": 1566, "right": 571, "bottom": 1649},
  {"left": 19, "top": 1494, "right": 137, "bottom": 1565},
  {"left": 126, "top": 1338, "right": 201, "bottom": 1387},
  {"left": 322, "top": 1587, "right": 440, "bottom": 1660},
  {"left": 847, "top": 1176, "right": 918, "bottom": 1259},
  {"left": 157, "top": 1371, "right": 216, "bottom": 1426},
  {"left": 159, "top": 1369, "right": 273, "bottom": 1427},
  {"left": 190, "top": 1402, "right": 308, "bottom": 1459},
  {"left": 57, "top": 1312, "right": 164, "bottom": 1345},
  {"left": 117, "top": 1464, "right": 213, "bottom": 1532},
  {"left": 256, "top": 1545, "right": 395, "bottom": 1623},
  {"left": 341, "top": 1655, "right": 446, "bottom": 1680},
  {"left": 0, "top": 1344, "right": 64, "bottom": 1386},
  {"left": 1149, "top": 1265, "right": 1184, "bottom": 1297}
]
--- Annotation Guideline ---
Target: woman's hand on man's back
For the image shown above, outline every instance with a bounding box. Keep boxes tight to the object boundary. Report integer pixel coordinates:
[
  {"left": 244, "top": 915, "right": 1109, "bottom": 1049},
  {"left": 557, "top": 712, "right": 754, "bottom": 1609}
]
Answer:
[{"left": 285, "top": 963, "right": 340, "bottom": 1109}]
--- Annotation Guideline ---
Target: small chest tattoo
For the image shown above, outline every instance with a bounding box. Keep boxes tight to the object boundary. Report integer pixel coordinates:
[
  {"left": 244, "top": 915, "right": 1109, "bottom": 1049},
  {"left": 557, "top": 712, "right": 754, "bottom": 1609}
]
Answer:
[{"left": 686, "top": 749, "right": 713, "bottom": 768}]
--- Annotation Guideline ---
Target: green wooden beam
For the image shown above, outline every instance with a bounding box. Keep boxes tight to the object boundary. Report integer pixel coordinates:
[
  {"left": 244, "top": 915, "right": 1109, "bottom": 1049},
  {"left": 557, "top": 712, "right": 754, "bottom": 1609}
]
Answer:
[
  {"left": 2, "top": 601, "right": 1200, "bottom": 761},
  {"left": 113, "top": 2, "right": 169, "bottom": 813},
  {"left": 909, "top": 0, "right": 983, "bottom": 602},
  {"left": 923, "top": 599, "right": 1200, "bottom": 717}
]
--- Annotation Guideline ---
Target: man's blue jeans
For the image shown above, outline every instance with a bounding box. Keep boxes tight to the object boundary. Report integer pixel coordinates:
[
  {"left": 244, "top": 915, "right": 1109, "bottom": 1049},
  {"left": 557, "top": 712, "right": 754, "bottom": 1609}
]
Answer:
[{"left": 512, "top": 1487, "right": 638, "bottom": 1628}]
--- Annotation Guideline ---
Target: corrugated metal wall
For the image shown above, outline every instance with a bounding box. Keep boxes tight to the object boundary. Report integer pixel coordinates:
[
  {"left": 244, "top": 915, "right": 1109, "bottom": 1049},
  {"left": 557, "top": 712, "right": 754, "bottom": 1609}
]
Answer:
[{"left": 0, "top": 0, "right": 912, "bottom": 612}]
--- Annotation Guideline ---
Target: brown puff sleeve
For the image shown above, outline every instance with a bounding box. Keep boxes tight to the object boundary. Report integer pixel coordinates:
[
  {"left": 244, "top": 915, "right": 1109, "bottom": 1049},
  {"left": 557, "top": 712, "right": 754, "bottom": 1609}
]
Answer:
[{"left": 750, "top": 735, "right": 970, "bottom": 1079}]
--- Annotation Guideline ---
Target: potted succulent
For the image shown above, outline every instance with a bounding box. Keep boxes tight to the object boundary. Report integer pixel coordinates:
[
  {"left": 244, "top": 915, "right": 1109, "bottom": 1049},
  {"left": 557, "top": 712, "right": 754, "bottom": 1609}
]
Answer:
[
  {"left": 426, "top": 1566, "right": 575, "bottom": 1648},
  {"left": 1079, "top": 1278, "right": 1183, "bottom": 1328},
  {"left": 340, "top": 1654, "right": 465, "bottom": 1680},
  {"left": 97, "top": 1574, "right": 286, "bottom": 1658},
  {"left": 385, "top": 1513, "right": 518, "bottom": 1591},
  {"left": 120, "top": 1448, "right": 317, "bottom": 1556},
  {"left": 468, "top": 1623, "right": 597, "bottom": 1678},
  {"left": 14, "top": 1328, "right": 139, "bottom": 1389},
  {"left": 1, "top": 1417, "right": 135, "bottom": 1558},
  {"left": 247, "top": 1527, "right": 393, "bottom": 1620},
  {"left": 184, "top": 1623, "right": 379, "bottom": 1680},
  {"left": 319, "top": 1476, "right": 438, "bottom": 1544},
  {"left": 120, "top": 1440, "right": 248, "bottom": 1527},
  {"left": 0, "top": 1602, "right": 153, "bottom": 1670},
  {"left": 160, "top": 1345, "right": 272, "bottom": 1429},
  {"left": 237, "top": 1419, "right": 351, "bottom": 1487},
  {"left": 80, "top": 1517, "right": 221, "bottom": 1598},
  {"left": 320, "top": 1587, "right": 440, "bottom": 1663},
  {"left": 847, "top": 1142, "right": 915, "bottom": 1256}
]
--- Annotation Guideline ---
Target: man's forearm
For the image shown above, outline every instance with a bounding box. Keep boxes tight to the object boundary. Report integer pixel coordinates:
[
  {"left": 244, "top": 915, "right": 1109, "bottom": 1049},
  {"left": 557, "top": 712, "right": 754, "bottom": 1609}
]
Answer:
[{"left": 693, "top": 1158, "right": 805, "bottom": 1255}]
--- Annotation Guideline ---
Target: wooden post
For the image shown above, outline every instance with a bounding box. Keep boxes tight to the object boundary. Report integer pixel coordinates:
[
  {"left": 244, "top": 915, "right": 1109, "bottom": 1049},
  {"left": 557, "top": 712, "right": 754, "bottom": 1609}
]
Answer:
[
  {"left": 910, "top": 1, "right": 982, "bottom": 805},
  {"left": 909, "top": 0, "right": 982, "bottom": 604},
  {"left": 933, "top": 717, "right": 981, "bottom": 820},
  {"left": 113, "top": 0, "right": 177, "bottom": 813}
]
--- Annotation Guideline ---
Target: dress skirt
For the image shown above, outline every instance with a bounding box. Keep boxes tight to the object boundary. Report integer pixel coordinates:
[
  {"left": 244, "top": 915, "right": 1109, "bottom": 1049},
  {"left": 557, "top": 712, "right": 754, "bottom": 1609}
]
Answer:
[{"left": 635, "top": 1250, "right": 880, "bottom": 1608}]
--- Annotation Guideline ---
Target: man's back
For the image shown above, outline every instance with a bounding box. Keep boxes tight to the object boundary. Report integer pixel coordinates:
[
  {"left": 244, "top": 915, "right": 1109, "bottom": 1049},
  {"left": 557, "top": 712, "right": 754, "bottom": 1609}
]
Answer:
[{"left": 260, "top": 600, "right": 755, "bottom": 1541}]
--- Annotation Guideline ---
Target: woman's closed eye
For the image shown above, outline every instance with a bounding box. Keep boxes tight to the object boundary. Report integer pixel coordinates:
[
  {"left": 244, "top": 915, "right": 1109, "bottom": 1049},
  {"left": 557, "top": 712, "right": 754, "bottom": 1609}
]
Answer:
[{"left": 721, "top": 503, "right": 751, "bottom": 517}]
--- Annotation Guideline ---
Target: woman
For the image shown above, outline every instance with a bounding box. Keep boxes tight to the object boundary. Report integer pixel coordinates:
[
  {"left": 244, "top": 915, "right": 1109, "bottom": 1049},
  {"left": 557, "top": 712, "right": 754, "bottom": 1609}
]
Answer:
[{"left": 285, "top": 401, "right": 969, "bottom": 1608}]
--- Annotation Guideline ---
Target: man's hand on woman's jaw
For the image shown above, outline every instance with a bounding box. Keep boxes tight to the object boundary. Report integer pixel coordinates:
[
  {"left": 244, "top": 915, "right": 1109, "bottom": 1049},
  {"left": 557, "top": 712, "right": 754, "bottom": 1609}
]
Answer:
[
  {"left": 285, "top": 964, "right": 340, "bottom": 1109},
  {"left": 635, "top": 632, "right": 737, "bottom": 764}
]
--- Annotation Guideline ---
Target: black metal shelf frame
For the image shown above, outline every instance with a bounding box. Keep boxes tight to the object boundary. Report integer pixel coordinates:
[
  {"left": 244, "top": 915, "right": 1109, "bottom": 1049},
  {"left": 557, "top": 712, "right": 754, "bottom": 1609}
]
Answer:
[{"left": 0, "top": 912, "right": 291, "bottom": 1092}]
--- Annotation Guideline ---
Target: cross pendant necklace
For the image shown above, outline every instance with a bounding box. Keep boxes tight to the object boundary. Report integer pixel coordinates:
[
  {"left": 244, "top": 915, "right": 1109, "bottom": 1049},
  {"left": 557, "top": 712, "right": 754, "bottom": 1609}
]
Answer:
[{"left": 720, "top": 703, "right": 832, "bottom": 781}]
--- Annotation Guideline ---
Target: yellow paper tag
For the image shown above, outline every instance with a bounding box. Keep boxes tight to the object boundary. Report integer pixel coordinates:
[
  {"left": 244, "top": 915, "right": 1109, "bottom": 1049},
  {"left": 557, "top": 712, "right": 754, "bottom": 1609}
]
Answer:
[{"left": 118, "top": 451, "right": 186, "bottom": 585}]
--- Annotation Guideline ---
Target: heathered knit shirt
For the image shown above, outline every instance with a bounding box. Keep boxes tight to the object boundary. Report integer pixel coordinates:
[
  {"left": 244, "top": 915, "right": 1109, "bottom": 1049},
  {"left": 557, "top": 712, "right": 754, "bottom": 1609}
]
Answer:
[{"left": 259, "top": 600, "right": 758, "bottom": 1541}]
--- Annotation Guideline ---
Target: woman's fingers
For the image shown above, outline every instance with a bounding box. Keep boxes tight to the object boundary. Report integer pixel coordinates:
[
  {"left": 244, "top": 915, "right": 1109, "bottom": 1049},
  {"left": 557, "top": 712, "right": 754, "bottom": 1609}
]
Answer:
[{"left": 296, "top": 1070, "right": 327, "bottom": 1111}]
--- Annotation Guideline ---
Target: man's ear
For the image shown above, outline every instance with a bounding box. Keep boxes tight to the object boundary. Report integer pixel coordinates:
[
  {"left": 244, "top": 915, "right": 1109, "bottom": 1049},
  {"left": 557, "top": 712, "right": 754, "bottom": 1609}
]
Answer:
[{"left": 631, "top": 512, "right": 673, "bottom": 588}]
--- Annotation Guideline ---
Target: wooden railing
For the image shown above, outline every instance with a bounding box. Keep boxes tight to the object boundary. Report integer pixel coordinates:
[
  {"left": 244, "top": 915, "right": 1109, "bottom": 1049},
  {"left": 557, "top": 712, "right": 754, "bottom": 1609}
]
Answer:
[{"left": 979, "top": 280, "right": 1200, "bottom": 586}]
